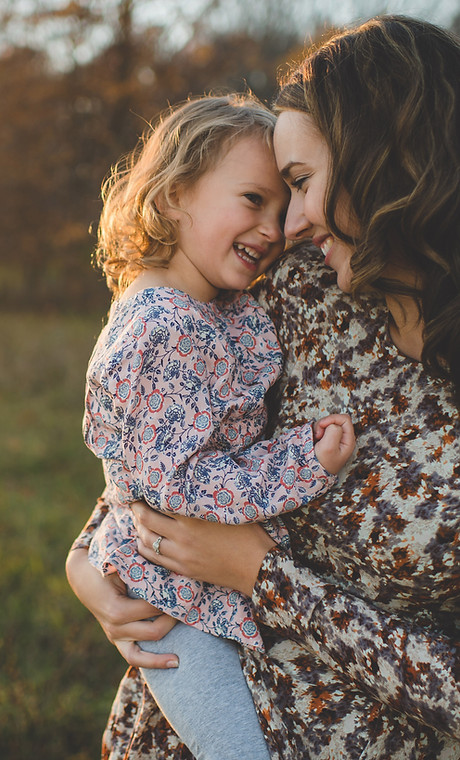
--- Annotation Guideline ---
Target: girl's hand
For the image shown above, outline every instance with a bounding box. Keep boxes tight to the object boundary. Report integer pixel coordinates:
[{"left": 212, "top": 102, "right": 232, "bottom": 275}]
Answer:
[
  {"left": 313, "top": 413, "right": 355, "bottom": 474},
  {"left": 132, "top": 502, "right": 276, "bottom": 598},
  {"left": 65, "top": 548, "right": 179, "bottom": 668}
]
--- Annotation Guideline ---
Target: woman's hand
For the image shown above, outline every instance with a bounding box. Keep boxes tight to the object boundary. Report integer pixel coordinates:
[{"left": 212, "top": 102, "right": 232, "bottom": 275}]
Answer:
[
  {"left": 65, "top": 548, "right": 179, "bottom": 669},
  {"left": 132, "top": 502, "right": 276, "bottom": 597}
]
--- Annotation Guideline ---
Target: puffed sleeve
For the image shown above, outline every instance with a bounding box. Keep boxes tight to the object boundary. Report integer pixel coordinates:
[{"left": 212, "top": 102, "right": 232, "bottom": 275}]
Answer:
[
  {"left": 85, "top": 299, "right": 336, "bottom": 523},
  {"left": 70, "top": 497, "right": 109, "bottom": 550},
  {"left": 253, "top": 548, "right": 460, "bottom": 740}
]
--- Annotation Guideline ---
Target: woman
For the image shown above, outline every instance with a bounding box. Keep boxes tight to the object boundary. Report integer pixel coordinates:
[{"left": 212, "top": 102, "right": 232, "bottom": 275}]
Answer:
[{"left": 67, "top": 15, "right": 460, "bottom": 759}]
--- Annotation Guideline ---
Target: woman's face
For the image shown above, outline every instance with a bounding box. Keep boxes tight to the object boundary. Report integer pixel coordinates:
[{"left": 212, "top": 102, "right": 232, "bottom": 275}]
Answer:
[{"left": 274, "top": 110, "right": 355, "bottom": 293}]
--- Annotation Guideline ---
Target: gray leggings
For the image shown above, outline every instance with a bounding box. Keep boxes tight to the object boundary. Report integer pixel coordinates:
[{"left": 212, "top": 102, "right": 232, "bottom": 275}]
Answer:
[{"left": 138, "top": 622, "right": 271, "bottom": 760}]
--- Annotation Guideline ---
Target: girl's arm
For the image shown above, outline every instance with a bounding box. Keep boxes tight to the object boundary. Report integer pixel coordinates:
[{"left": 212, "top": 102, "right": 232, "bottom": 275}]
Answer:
[
  {"left": 86, "top": 303, "right": 348, "bottom": 527},
  {"left": 132, "top": 504, "right": 460, "bottom": 740}
]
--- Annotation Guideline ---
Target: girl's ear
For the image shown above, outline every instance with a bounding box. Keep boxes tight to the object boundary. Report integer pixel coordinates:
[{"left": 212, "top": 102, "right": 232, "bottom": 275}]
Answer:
[{"left": 156, "top": 188, "right": 183, "bottom": 221}]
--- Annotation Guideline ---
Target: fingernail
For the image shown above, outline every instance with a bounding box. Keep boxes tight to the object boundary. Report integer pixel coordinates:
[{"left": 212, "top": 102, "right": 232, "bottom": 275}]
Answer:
[{"left": 166, "top": 659, "right": 179, "bottom": 668}]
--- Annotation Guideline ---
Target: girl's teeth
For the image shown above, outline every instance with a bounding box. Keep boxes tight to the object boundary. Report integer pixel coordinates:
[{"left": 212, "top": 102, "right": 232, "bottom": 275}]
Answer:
[
  {"left": 235, "top": 243, "right": 261, "bottom": 261},
  {"left": 320, "top": 237, "right": 333, "bottom": 256}
]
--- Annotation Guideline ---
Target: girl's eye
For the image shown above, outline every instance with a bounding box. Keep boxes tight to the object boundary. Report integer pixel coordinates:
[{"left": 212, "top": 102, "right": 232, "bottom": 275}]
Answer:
[{"left": 244, "top": 193, "right": 263, "bottom": 206}]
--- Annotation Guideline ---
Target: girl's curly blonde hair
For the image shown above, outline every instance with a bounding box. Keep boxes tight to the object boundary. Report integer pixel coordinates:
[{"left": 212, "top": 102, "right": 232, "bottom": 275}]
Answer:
[{"left": 95, "top": 93, "right": 277, "bottom": 297}]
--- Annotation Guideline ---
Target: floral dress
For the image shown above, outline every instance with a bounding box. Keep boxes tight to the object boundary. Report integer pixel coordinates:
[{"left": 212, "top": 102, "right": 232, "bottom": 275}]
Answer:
[
  {"left": 73, "top": 247, "right": 460, "bottom": 759},
  {"left": 84, "top": 286, "right": 334, "bottom": 650}
]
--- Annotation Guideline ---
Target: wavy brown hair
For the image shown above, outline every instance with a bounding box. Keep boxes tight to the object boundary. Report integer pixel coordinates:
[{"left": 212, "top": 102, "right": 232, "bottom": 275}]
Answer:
[
  {"left": 96, "top": 94, "right": 277, "bottom": 297},
  {"left": 275, "top": 15, "right": 460, "bottom": 403}
]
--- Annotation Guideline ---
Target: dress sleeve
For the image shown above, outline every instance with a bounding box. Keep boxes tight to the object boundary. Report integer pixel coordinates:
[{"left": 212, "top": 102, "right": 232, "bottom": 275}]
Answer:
[
  {"left": 70, "top": 497, "right": 109, "bottom": 550},
  {"left": 253, "top": 548, "right": 460, "bottom": 740},
  {"left": 85, "top": 303, "right": 336, "bottom": 523}
]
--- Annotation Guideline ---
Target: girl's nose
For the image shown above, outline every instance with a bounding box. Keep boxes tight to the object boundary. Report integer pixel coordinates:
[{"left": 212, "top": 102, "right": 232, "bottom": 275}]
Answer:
[{"left": 259, "top": 214, "right": 284, "bottom": 243}]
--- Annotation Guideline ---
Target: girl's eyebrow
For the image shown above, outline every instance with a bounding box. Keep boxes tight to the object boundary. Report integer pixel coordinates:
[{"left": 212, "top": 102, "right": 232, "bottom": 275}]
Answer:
[{"left": 237, "top": 181, "right": 279, "bottom": 196}]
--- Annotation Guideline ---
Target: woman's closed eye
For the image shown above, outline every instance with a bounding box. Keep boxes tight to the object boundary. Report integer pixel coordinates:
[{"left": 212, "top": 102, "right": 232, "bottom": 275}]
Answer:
[{"left": 290, "top": 175, "right": 311, "bottom": 193}]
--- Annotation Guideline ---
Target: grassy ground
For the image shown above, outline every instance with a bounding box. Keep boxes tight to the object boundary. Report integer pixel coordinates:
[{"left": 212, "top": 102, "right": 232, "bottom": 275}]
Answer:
[{"left": 0, "top": 312, "right": 127, "bottom": 760}]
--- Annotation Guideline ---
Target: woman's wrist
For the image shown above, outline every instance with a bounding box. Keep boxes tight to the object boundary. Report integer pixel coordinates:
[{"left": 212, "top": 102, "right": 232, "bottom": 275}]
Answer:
[
  {"left": 251, "top": 545, "right": 283, "bottom": 601},
  {"left": 240, "top": 532, "right": 278, "bottom": 597}
]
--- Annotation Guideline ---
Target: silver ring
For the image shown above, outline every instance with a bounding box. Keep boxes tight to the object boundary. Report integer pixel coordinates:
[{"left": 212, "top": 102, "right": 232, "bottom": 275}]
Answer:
[{"left": 152, "top": 535, "right": 163, "bottom": 555}]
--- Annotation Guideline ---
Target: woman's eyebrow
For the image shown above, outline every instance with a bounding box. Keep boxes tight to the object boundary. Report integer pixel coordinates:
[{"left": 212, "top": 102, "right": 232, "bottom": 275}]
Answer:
[{"left": 280, "top": 161, "right": 302, "bottom": 180}]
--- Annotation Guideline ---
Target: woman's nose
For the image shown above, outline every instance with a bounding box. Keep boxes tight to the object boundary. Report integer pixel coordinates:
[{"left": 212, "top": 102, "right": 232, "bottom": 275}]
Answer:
[{"left": 283, "top": 198, "right": 312, "bottom": 240}]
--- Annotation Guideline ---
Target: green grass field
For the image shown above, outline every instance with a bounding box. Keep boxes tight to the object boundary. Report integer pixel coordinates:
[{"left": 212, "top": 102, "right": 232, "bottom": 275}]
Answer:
[{"left": 0, "top": 312, "right": 127, "bottom": 759}]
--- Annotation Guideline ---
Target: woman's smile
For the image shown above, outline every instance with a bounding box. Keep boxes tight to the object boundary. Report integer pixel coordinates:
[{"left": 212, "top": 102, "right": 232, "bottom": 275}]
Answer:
[{"left": 274, "top": 110, "right": 355, "bottom": 292}]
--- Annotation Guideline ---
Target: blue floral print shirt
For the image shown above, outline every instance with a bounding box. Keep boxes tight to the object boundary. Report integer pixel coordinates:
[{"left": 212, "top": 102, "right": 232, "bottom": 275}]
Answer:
[{"left": 83, "top": 286, "right": 335, "bottom": 650}]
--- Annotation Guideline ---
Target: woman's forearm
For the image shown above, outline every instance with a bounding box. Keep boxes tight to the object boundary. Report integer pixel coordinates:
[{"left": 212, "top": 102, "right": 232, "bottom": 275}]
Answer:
[
  {"left": 253, "top": 550, "right": 460, "bottom": 740},
  {"left": 132, "top": 503, "right": 276, "bottom": 597},
  {"left": 66, "top": 497, "right": 180, "bottom": 668}
]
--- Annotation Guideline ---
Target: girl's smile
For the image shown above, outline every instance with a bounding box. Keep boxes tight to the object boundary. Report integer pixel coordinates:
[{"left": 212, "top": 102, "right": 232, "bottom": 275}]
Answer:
[{"left": 166, "top": 135, "right": 289, "bottom": 302}]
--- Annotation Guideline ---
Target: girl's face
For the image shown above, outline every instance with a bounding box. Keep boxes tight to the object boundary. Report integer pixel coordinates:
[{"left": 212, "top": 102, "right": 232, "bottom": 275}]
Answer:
[
  {"left": 168, "top": 134, "right": 288, "bottom": 302},
  {"left": 274, "top": 110, "right": 355, "bottom": 293}
]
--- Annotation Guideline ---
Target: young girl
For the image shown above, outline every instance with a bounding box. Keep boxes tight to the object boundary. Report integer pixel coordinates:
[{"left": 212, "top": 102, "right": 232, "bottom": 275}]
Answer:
[{"left": 83, "top": 93, "right": 355, "bottom": 759}]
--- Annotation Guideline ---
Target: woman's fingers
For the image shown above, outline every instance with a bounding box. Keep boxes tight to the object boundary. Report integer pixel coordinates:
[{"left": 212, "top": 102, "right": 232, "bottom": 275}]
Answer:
[
  {"left": 108, "top": 594, "right": 160, "bottom": 625},
  {"left": 104, "top": 572, "right": 160, "bottom": 621},
  {"left": 136, "top": 535, "right": 175, "bottom": 570},
  {"left": 66, "top": 547, "right": 179, "bottom": 668},
  {"left": 132, "top": 501, "right": 174, "bottom": 536},
  {"left": 93, "top": 592, "right": 180, "bottom": 668},
  {"left": 99, "top": 610, "right": 179, "bottom": 668},
  {"left": 102, "top": 613, "right": 170, "bottom": 644},
  {"left": 135, "top": 509, "right": 276, "bottom": 597},
  {"left": 114, "top": 638, "right": 179, "bottom": 669}
]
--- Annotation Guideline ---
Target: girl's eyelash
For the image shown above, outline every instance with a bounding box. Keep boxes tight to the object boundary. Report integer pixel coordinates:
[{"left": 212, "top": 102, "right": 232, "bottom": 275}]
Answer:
[{"left": 244, "top": 193, "right": 263, "bottom": 205}]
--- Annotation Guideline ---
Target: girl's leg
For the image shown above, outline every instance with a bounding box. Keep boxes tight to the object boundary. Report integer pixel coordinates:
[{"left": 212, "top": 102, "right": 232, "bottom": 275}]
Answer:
[{"left": 138, "top": 622, "right": 271, "bottom": 760}]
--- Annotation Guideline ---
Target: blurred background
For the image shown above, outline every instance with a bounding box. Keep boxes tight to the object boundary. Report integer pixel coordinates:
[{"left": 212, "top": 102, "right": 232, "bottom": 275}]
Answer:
[{"left": 1, "top": 1, "right": 458, "bottom": 757}]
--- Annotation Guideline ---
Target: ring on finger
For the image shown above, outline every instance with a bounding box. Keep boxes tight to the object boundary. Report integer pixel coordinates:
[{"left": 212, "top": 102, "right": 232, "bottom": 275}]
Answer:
[{"left": 152, "top": 535, "right": 163, "bottom": 555}]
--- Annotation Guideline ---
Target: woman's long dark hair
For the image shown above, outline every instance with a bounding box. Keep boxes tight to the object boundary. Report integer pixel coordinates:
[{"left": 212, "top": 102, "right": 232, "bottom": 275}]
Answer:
[{"left": 275, "top": 16, "right": 460, "bottom": 404}]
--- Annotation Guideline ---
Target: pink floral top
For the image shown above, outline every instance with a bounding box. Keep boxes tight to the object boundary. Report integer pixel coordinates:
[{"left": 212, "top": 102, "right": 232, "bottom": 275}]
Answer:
[{"left": 83, "top": 286, "right": 335, "bottom": 650}]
